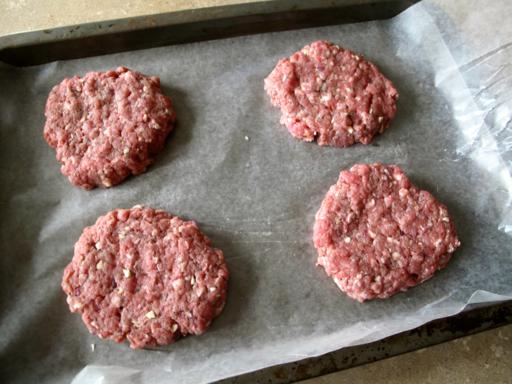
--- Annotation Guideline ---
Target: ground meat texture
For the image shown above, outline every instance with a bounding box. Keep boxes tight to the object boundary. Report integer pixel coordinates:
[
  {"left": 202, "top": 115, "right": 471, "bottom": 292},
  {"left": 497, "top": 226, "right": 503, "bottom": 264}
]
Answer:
[
  {"left": 313, "top": 164, "right": 460, "bottom": 302},
  {"left": 62, "top": 207, "right": 229, "bottom": 349},
  {"left": 264, "top": 40, "right": 398, "bottom": 147},
  {"left": 44, "top": 67, "right": 176, "bottom": 189}
]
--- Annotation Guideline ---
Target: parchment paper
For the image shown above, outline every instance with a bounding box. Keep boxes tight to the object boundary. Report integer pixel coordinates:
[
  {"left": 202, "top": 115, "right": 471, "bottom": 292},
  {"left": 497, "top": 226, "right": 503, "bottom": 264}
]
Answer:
[{"left": 1, "top": 0, "right": 511, "bottom": 383}]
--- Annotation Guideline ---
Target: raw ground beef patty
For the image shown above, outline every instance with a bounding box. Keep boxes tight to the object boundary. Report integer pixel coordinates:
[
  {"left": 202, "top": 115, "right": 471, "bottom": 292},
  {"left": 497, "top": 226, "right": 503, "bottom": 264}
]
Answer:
[
  {"left": 44, "top": 67, "right": 176, "bottom": 189},
  {"left": 264, "top": 40, "right": 398, "bottom": 147},
  {"left": 62, "top": 206, "right": 228, "bottom": 349},
  {"left": 313, "top": 164, "right": 460, "bottom": 302}
]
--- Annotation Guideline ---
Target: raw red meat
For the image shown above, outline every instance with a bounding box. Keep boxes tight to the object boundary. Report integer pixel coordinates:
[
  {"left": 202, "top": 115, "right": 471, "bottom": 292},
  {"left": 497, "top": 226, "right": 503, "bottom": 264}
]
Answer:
[
  {"left": 44, "top": 67, "right": 175, "bottom": 189},
  {"left": 62, "top": 206, "right": 229, "bottom": 349},
  {"left": 313, "top": 163, "right": 460, "bottom": 302},
  {"left": 265, "top": 40, "right": 398, "bottom": 147}
]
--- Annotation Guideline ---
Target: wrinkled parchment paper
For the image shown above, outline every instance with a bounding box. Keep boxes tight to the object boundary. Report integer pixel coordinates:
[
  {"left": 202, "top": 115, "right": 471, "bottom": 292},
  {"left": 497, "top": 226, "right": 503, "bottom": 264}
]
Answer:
[{"left": 1, "top": 0, "right": 511, "bottom": 383}]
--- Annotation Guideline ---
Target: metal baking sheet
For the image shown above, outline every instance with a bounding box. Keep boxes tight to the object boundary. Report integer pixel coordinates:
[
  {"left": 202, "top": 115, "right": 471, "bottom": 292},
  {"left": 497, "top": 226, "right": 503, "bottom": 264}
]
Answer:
[
  {"left": 220, "top": 302, "right": 512, "bottom": 383},
  {"left": 1, "top": 0, "right": 511, "bottom": 383},
  {"left": 0, "top": 0, "right": 417, "bottom": 66}
]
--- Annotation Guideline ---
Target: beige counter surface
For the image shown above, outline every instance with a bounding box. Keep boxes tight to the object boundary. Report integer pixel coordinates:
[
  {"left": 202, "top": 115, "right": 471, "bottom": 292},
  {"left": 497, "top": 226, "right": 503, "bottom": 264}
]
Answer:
[
  {"left": 0, "top": 0, "right": 265, "bottom": 36},
  {"left": 299, "top": 324, "right": 512, "bottom": 384},
  {"left": 1, "top": 1, "right": 511, "bottom": 383}
]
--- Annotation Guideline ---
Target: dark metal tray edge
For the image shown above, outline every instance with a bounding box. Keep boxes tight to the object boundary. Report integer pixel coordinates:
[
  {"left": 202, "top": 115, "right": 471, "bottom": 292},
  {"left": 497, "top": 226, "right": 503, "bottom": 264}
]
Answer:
[
  {"left": 0, "top": 0, "right": 417, "bottom": 66},
  {"left": 216, "top": 300, "right": 512, "bottom": 383}
]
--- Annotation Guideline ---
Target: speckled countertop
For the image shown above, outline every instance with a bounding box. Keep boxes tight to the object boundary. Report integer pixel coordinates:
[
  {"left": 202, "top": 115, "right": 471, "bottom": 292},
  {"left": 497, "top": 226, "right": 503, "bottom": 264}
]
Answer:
[
  {"left": 0, "top": 0, "right": 264, "bottom": 36},
  {"left": 1, "top": 1, "right": 510, "bottom": 383},
  {"left": 298, "top": 325, "right": 512, "bottom": 384}
]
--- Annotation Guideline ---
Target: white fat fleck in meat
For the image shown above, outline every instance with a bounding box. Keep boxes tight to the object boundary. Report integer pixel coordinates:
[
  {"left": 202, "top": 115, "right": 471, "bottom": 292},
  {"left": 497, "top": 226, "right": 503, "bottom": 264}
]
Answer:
[
  {"left": 399, "top": 188, "right": 409, "bottom": 198},
  {"left": 145, "top": 310, "right": 156, "bottom": 319},
  {"left": 172, "top": 278, "right": 185, "bottom": 290},
  {"left": 321, "top": 94, "right": 332, "bottom": 103},
  {"left": 111, "top": 295, "right": 122, "bottom": 307}
]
